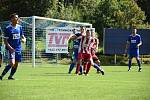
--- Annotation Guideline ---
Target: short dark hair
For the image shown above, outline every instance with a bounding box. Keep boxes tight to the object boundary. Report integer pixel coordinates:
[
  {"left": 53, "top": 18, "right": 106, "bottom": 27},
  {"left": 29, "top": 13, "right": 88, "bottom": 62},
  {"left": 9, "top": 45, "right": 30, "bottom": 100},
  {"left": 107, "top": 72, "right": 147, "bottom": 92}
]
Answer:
[
  {"left": 10, "top": 13, "right": 19, "bottom": 19},
  {"left": 86, "top": 29, "right": 90, "bottom": 32}
]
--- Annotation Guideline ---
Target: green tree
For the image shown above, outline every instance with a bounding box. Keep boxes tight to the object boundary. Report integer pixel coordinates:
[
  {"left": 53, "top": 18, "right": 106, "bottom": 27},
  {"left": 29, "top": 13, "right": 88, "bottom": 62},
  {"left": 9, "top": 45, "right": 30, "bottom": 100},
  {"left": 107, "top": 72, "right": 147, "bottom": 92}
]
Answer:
[
  {"left": 94, "top": 0, "right": 146, "bottom": 35},
  {"left": 46, "top": 0, "right": 80, "bottom": 21},
  {"left": 78, "top": 0, "right": 100, "bottom": 23},
  {"left": 0, "top": 0, "right": 51, "bottom": 21},
  {"left": 136, "top": 0, "right": 150, "bottom": 23}
]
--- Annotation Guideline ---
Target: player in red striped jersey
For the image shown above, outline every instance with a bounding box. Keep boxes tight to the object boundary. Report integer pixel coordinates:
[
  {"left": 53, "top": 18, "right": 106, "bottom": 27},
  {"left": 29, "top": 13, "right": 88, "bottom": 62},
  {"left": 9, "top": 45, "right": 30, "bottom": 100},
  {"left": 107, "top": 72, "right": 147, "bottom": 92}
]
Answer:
[
  {"left": 76, "top": 29, "right": 93, "bottom": 75},
  {"left": 91, "top": 30, "right": 104, "bottom": 75},
  {"left": 68, "top": 26, "right": 86, "bottom": 74}
]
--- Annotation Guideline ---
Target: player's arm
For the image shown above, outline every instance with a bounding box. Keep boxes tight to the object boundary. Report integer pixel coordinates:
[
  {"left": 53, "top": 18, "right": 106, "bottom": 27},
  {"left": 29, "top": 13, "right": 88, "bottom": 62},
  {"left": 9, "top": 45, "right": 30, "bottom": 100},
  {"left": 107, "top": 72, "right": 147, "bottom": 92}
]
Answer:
[
  {"left": 68, "top": 39, "right": 72, "bottom": 51},
  {"left": 125, "top": 41, "right": 129, "bottom": 54},
  {"left": 4, "top": 28, "right": 15, "bottom": 53},
  {"left": 137, "top": 42, "right": 142, "bottom": 47},
  {"left": 68, "top": 34, "right": 82, "bottom": 41},
  {"left": 68, "top": 29, "right": 78, "bottom": 41},
  {"left": 68, "top": 34, "right": 77, "bottom": 41},
  {"left": 21, "top": 35, "right": 26, "bottom": 43},
  {"left": 125, "top": 36, "right": 130, "bottom": 54},
  {"left": 4, "top": 37, "right": 15, "bottom": 53},
  {"left": 137, "top": 36, "right": 142, "bottom": 48}
]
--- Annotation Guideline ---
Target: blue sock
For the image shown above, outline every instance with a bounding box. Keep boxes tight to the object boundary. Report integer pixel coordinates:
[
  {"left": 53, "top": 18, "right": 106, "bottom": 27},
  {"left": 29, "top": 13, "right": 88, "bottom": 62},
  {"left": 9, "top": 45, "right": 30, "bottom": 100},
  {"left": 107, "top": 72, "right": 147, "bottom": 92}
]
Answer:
[
  {"left": 93, "top": 63, "right": 103, "bottom": 71},
  {"left": 9, "top": 67, "right": 17, "bottom": 78},
  {"left": 1, "top": 65, "right": 11, "bottom": 77},
  {"left": 93, "top": 63, "right": 99, "bottom": 70},
  {"left": 68, "top": 63, "right": 75, "bottom": 73},
  {"left": 136, "top": 59, "right": 141, "bottom": 68},
  {"left": 128, "top": 60, "right": 132, "bottom": 69},
  {"left": 80, "top": 66, "right": 82, "bottom": 73}
]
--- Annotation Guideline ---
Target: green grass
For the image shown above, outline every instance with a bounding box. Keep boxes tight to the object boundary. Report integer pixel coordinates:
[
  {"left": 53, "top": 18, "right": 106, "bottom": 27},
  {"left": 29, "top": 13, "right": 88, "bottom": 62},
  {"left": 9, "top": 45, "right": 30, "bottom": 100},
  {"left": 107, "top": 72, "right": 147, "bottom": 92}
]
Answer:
[{"left": 0, "top": 64, "right": 150, "bottom": 100}]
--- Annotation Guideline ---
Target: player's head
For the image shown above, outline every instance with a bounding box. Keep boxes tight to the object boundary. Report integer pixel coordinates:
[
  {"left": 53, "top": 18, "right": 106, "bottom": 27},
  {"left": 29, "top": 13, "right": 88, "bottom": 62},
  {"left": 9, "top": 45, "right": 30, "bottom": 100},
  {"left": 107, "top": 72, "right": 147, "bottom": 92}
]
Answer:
[
  {"left": 73, "top": 29, "right": 81, "bottom": 37},
  {"left": 86, "top": 29, "right": 91, "bottom": 37},
  {"left": 131, "top": 28, "right": 137, "bottom": 35},
  {"left": 80, "top": 26, "right": 86, "bottom": 35},
  {"left": 72, "top": 29, "right": 76, "bottom": 34},
  {"left": 10, "top": 13, "right": 20, "bottom": 24},
  {"left": 91, "top": 29, "right": 95, "bottom": 37}
]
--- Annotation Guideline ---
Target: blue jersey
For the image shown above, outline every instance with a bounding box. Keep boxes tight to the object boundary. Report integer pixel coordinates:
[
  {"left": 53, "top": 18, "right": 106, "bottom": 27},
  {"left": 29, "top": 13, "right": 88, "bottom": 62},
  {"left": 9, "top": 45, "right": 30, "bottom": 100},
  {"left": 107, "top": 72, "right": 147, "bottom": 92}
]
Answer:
[
  {"left": 127, "top": 34, "right": 142, "bottom": 50},
  {"left": 72, "top": 33, "right": 81, "bottom": 61},
  {"left": 4, "top": 24, "right": 24, "bottom": 51},
  {"left": 127, "top": 34, "right": 142, "bottom": 58},
  {"left": 73, "top": 33, "right": 81, "bottom": 52}
]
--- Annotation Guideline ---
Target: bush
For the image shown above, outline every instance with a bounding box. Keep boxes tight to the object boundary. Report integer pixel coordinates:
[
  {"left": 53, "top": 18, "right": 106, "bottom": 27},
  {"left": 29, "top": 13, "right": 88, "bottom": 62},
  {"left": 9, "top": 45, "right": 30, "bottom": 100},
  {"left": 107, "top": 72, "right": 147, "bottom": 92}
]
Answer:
[
  {"left": 97, "top": 54, "right": 128, "bottom": 66},
  {"left": 59, "top": 58, "right": 71, "bottom": 65}
]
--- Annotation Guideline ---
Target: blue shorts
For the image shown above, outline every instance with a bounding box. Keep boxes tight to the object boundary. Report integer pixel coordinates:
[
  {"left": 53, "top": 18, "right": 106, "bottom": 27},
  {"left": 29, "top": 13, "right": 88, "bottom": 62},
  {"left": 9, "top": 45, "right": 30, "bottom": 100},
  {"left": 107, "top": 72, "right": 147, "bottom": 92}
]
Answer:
[
  {"left": 73, "top": 49, "right": 78, "bottom": 62},
  {"left": 8, "top": 51, "right": 22, "bottom": 62},
  {"left": 129, "top": 49, "right": 139, "bottom": 59}
]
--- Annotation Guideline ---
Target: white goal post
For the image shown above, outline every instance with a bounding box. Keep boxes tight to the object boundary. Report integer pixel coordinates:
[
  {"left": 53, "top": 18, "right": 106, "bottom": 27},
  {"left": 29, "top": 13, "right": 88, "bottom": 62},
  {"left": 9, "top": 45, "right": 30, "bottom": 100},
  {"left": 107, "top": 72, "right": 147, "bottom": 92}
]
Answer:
[{"left": 31, "top": 16, "right": 92, "bottom": 67}]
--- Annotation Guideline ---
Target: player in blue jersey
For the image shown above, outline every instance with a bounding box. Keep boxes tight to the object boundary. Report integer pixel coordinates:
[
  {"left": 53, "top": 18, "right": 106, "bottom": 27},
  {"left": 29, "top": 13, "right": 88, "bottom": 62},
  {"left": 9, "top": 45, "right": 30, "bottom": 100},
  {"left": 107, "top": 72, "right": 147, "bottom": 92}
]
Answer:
[
  {"left": 68, "top": 28, "right": 83, "bottom": 74},
  {"left": 0, "top": 13, "right": 26, "bottom": 80},
  {"left": 125, "top": 28, "right": 142, "bottom": 72}
]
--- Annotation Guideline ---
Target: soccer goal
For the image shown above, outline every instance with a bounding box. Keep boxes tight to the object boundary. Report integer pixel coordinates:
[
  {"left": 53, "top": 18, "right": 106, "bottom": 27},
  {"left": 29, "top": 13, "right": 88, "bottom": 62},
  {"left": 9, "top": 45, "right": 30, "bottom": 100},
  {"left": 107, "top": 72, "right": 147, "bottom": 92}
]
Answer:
[{"left": 0, "top": 16, "right": 92, "bottom": 67}]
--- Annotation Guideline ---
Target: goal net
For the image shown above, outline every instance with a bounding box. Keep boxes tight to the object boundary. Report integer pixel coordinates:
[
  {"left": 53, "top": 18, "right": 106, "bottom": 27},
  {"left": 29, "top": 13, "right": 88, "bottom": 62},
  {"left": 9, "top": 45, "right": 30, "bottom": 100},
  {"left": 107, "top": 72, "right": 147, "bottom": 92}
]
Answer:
[{"left": 0, "top": 16, "right": 92, "bottom": 67}]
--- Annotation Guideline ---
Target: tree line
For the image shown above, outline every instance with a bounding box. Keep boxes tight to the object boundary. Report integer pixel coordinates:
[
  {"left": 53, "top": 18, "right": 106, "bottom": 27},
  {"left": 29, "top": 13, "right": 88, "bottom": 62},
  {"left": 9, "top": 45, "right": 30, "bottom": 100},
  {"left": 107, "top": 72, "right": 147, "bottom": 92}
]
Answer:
[{"left": 0, "top": 0, "right": 150, "bottom": 36}]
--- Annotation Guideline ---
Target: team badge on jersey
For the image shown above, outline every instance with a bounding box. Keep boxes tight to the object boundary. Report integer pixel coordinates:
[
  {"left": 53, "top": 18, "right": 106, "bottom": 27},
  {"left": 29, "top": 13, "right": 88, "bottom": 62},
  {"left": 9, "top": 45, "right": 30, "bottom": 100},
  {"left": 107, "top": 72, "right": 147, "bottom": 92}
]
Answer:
[
  {"left": 131, "top": 40, "right": 136, "bottom": 43},
  {"left": 13, "top": 34, "right": 20, "bottom": 39}
]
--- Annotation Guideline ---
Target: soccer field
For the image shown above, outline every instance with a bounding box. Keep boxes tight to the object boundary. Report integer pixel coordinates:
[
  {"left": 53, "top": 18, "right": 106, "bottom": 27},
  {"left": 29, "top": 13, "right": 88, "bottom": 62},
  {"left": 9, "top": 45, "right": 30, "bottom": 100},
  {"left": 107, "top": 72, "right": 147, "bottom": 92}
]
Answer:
[{"left": 0, "top": 64, "right": 150, "bottom": 100}]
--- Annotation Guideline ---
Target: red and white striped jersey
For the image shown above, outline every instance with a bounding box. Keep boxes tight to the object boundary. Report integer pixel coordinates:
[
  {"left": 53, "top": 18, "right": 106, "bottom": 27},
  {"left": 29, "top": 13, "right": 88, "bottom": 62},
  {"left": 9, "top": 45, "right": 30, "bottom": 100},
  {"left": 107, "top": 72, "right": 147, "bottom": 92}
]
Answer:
[
  {"left": 92, "top": 38, "right": 98, "bottom": 49},
  {"left": 91, "top": 37, "right": 99, "bottom": 54},
  {"left": 78, "top": 36, "right": 94, "bottom": 54}
]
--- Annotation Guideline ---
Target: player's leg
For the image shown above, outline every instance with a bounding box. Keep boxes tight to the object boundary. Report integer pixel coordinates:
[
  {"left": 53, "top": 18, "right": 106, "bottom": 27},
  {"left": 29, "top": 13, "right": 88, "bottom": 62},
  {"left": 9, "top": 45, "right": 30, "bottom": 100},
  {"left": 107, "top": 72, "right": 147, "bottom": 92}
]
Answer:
[
  {"left": 68, "top": 54, "right": 76, "bottom": 74},
  {"left": 94, "top": 59, "right": 101, "bottom": 72},
  {"left": 8, "top": 61, "right": 18, "bottom": 80},
  {"left": 128, "top": 55, "right": 133, "bottom": 71},
  {"left": 85, "top": 61, "right": 91, "bottom": 75},
  {"left": 85, "top": 54, "right": 92, "bottom": 75},
  {"left": 83, "top": 61, "right": 88, "bottom": 74},
  {"left": 68, "top": 50, "right": 74, "bottom": 74},
  {"left": 0, "top": 51, "right": 15, "bottom": 80},
  {"left": 76, "top": 59, "right": 82, "bottom": 74},
  {"left": 68, "top": 50, "right": 83, "bottom": 74},
  {"left": 68, "top": 63, "right": 75, "bottom": 74},
  {"left": 0, "top": 53, "right": 2, "bottom": 68},
  {"left": 0, "top": 46, "right": 2, "bottom": 68},
  {"left": 92, "top": 54, "right": 104, "bottom": 74},
  {"left": 79, "top": 65, "right": 83, "bottom": 74},
  {"left": 76, "top": 53, "right": 82, "bottom": 74},
  {"left": 136, "top": 57, "right": 142, "bottom": 72},
  {"left": 135, "top": 50, "right": 141, "bottom": 72},
  {"left": 8, "top": 51, "right": 22, "bottom": 80},
  {"left": 94, "top": 59, "right": 104, "bottom": 75},
  {"left": 76, "top": 51, "right": 83, "bottom": 74}
]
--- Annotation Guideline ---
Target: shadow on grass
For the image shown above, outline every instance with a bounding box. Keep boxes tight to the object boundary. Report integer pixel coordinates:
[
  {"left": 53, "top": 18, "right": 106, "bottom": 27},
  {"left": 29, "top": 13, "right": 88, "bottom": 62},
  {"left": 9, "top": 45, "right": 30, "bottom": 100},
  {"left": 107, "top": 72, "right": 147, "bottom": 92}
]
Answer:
[
  {"left": 30, "top": 72, "right": 75, "bottom": 77},
  {"left": 111, "top": 71, "right": 127, "bottom": 72}
]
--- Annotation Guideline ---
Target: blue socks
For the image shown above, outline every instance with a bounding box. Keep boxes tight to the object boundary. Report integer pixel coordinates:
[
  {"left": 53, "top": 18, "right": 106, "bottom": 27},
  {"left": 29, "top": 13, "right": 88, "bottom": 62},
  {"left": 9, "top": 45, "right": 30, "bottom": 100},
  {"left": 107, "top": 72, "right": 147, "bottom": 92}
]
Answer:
[
  {"left": 1, "top": 65, "right": 11, "bottom": 77},
  {"left": 80, "top": 66, "right": 82, "bottom": 73},
  {"left": 128, "top": 59, "right": 132, "bottom": 69},
  {"left": 68, "top": 63, "right": 83, "bottom": 74},
  {"left": 136, "top": 59, "right": 141, "bottom": 68},
  {"left": 93, "top": 63, "right": 100, "bottom": 70},
  {"left": 93, "top": 63, "right": 103, "bottom": 71},
  {"left": 68, "top": 63, "right": 75, "bottom": 74},
  {"left": 9, "top": 67, "right": 17, "bottom": 78}
]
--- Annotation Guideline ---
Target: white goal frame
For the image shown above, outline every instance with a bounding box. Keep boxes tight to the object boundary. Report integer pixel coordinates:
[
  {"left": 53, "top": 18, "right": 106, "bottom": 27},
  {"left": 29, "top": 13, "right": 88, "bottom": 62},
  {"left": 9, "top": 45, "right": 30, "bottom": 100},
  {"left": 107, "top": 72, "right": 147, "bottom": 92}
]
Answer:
[{"left": 31, "top": 16, "right": 92, "bottom": 67}]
